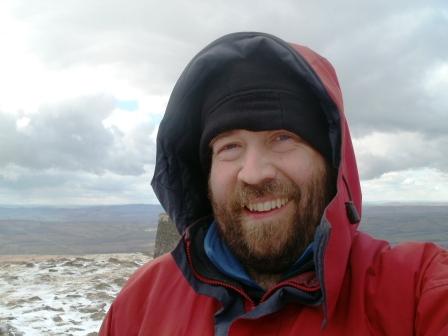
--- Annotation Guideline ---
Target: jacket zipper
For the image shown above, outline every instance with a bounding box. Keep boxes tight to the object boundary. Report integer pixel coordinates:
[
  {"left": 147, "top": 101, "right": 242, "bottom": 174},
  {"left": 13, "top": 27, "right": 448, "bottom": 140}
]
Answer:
[
  {"left": 342, "top": 174, "right": 361, "bottom": 224},
  {"left": 184, "top": 238, "right": 256, "bottom": 310},
  {"left": 260, "top": 279, "right": 320, "bottom": 303},
  {"left": 342, "top": 175, "right": 353, "bottom": 201},
  {"left": 185, "top": 236, "right": 320, "bottom": 308}
]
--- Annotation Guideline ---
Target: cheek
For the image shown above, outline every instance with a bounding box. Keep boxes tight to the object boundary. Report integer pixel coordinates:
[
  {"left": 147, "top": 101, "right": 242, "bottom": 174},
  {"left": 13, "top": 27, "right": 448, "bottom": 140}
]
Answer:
[
  {"left": 276, "top": 152, "right": 326, "bottom": 187},
  {"left": 209, "top": 162, "right": 236, "bottom": 204},
  {"left": 277, "top": 159, "right": 313, "bottom": 184}
]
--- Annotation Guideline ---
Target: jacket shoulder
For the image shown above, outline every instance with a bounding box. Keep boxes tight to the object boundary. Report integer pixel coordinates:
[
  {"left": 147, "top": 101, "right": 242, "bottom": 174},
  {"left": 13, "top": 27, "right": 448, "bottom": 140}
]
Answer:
[
  {"left": 99, "top": 252, "right": 220, "bottom": 335},
  {"left": 349, "top": 232, "right": 448, "bottom": 335},
  {"left": 351, "top": 231, "right": 444, "bottom": 269},
  {"left": 351, "top": 232, "right": 446, "bottom": 291},
  {"left": 119, "top": 253, "right": 179, "bottom": 292},
  {"left": 381, "top": 242, "right": 448, "bottom": 336}
]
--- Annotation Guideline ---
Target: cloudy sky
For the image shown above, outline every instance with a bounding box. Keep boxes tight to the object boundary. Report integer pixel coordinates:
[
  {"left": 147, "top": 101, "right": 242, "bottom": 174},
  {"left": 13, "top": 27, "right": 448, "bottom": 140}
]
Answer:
[{"left": 0, "top": 0, "right": 447, "bottom": 206}]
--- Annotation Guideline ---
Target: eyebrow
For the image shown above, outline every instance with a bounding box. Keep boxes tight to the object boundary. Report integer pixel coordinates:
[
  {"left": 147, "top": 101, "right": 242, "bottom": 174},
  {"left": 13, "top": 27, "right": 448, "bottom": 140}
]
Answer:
[{"left": 209, "top": 130, "right": 239, "bottom": 147}]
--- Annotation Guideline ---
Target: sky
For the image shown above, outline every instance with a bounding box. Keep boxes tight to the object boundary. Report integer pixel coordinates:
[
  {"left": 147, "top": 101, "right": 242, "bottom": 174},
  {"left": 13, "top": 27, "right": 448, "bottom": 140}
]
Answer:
[{"left": 0, "top": 0, "right": 447, "bottom": 206}]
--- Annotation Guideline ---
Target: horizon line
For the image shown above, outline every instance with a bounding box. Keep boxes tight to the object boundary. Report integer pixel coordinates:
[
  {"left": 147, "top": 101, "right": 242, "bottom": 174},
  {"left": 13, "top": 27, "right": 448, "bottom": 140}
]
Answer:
[{"left": 0, "top": 201, "right": 448, "bottom": 208}]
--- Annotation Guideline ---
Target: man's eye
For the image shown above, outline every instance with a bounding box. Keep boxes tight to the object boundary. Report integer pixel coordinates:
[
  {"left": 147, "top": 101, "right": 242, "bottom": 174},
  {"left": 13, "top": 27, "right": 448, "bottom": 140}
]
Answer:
[
  {"left": 213, "top": 142, "right": 242, "bottom": 161},
  {"left": 218, "top": 143, "right": 239, "bottom": 153},
  {"left": 271, "top": 132, "right": 300, "bottom": 152},
  {"left": 275, "top": 134, "right": 292, "bottom": 142}
]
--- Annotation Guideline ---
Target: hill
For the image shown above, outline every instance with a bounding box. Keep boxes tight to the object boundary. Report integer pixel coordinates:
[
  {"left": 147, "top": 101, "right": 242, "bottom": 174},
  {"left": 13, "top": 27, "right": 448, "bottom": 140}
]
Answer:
[
  {"left": 0, "top": 204, "right": 163, "bottom": 255},
  {"left": 0, "top": 203, "right": 446, "bottom": 256},
  {"left": 361, "top": 204, "right": 448, "bottom": 247}
]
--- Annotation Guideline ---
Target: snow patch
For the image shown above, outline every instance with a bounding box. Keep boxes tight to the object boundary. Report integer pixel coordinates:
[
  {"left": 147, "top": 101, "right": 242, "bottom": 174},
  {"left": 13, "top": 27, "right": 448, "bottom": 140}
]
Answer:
[{"left": 0, "top": 253, "right": 152, "bottom": 335}]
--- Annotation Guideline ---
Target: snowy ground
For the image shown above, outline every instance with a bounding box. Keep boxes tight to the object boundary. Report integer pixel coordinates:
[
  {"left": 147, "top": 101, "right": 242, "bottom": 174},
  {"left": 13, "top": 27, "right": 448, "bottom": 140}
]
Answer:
[{"left": 0, "top": 253, "right": 152, "bottom": 336}]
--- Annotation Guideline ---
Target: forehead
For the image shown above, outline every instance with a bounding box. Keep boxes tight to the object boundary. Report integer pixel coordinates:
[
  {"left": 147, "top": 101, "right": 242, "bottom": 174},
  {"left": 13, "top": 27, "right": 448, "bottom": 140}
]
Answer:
[
  {"left": 210, "top": 129, "right": 290, "bottom": 146},
  {"left": 209, "top": 130, "right": 240, "bottom": 145}
]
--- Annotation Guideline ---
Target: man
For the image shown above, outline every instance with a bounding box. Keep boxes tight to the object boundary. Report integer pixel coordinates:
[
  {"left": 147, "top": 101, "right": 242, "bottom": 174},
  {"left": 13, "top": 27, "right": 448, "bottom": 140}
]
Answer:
[{"left": 100, "top": 32, "right": 448, "bottom": 335}]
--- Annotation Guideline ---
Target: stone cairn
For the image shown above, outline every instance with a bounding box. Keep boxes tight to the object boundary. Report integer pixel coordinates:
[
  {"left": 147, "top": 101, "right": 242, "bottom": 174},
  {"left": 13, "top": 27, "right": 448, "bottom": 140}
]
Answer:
[{"left": 153, "top": 213, "right": 181, "bottom": 258}]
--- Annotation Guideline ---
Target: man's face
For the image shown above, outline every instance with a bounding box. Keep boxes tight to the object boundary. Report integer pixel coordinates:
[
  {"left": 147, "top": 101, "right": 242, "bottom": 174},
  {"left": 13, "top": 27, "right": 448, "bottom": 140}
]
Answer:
[{"left": 209, "top": 129, "right": 333, "bottom": 275}]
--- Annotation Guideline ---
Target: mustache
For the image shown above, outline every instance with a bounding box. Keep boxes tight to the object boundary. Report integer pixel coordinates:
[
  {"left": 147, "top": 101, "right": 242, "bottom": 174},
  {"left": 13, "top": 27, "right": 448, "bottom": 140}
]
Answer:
[{"left": 232, "top": 180, "right": 301, "bottom": 207}]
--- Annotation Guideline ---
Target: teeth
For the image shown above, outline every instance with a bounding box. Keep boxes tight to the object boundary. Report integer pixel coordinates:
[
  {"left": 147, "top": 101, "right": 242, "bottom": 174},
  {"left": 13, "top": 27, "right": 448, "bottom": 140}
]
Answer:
[
  {"left": 246, "top": 198, "right": 288, "bottom": 212},
  {"left": 262, "top": 202, "right": 269, "bottom": 211}
]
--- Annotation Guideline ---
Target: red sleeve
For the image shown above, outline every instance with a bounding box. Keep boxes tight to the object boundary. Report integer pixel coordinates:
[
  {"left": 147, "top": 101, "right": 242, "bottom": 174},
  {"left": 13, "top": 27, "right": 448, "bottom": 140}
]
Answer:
[
  {"left": 98, "top": 305, "right": 112, "bottom": 335},
  {"left": 415, "top": 247, "right": 448, "bottom": 335}
]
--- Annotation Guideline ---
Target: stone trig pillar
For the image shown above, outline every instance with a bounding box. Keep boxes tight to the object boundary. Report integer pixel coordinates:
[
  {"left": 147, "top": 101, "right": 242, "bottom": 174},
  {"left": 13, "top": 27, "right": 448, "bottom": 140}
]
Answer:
[{"left": 153, "top": 213, "right": 181, "bottom": 258}]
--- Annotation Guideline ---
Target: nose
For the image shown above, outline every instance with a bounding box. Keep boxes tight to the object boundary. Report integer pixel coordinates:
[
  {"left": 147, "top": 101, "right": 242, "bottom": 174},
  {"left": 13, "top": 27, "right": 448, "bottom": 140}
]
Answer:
[{"left": 237, "top": 147, "right": 276, "bottom": 185}]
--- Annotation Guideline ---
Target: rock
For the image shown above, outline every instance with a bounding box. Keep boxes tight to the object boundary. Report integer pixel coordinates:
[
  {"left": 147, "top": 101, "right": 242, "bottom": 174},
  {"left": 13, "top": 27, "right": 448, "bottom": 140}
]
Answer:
[
  {"left": 65, "top": 294, "right": 82, "bottom": 299},
  {"left": 0, "top": 253, "right": 150, "bottom": 335},
  {"left": 86, "top": 292, "right": 114, "bottom": 301},
  {"left": 94, "top": 283, "right": 112, "bottom": 290},
  {"left": 61, "top": 260, "right": 84, "bottom": 267},
  {"left": 29, "top": 296, "right": 42, "bottom": 302},
  {"left": 68, "top": 319, "right": 82, "bottom": 326},
  {"left": 6, "top": 297, "right": 41, "bottom": 308},
  {"left": 38, "top": 274, "right": 52, "bottom": 282},
  {"left": 90, "top": 311, "right": 105, "bottom": 321},
  {"left": 112, "top": 277, "right": 126, "bottom": 287},
  {"left": 0, "top": 324, "right": 23, "bottom": 336},
  {"left": 67, "top": 326, "right": 84, "bottom": 332},
  {"left": 153, "top": 213, "right": 180, "bottom": 258},
  {"left": 42, "top": 305, "right": 64, "bottom": 312},
  {"left": 107, "top": 257, "right": 121, "bottom": 264},
  {"left": 79, "top": 306, "right": 100, "bottom": 314},
  {"left": 119, "top": 260, "right": 140, "bottom": 268},
  {"left": 23, "top": 304, "right": 63, "bottom": 313}
]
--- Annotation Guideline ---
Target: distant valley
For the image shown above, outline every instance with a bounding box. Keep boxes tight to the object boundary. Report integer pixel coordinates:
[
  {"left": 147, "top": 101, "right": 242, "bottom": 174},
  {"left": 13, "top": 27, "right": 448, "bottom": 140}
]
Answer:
[
  {"left": 0, "top": 203, "right": 446, "bottom": 256},
  {"left": 0, "top": 204, "right": 163, "bottom": 255},
  {"left": 361, "top": 204, "right": 448, "bottom": 247}
]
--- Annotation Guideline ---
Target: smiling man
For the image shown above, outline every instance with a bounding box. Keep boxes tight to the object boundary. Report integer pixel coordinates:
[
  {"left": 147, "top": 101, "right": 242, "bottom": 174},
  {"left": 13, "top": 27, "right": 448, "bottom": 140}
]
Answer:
[
  {"left": 100, "top": 32, "right": 448, "bottom": 335},
  {"left": 208, "top": 129, "right": 332, "bottom": 289}
]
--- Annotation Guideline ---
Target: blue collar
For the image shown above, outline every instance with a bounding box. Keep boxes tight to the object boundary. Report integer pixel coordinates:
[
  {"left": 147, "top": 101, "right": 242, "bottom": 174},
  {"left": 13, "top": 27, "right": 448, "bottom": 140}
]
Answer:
[{"left": 204, "top": 221, "right": 314, "bottom": 290}]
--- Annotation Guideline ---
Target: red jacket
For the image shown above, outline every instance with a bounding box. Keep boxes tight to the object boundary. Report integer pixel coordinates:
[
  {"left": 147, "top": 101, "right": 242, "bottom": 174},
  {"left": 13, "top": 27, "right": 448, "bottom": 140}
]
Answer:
[{"left": 100, "top": 32, "right": 448, "bottom": 335}]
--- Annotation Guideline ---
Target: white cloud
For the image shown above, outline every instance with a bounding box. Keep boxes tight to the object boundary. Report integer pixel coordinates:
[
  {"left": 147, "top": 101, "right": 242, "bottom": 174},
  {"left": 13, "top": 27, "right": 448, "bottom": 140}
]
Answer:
[
  {"left": 362, "top": 168, "right": 448, "bottom": 202},
  {"left": 0, "top": 0, "right": 446, "bottom": 204},
  {"left": 423, "top": 62, "right": 448, "bottom": 113},
  {"left": 0, "top": 164, "right": 158, "bottom": 205},
  {"left": 0, "top": 95, "right": 158, "bottom": 176},
  {"left": 353, "top": 131, "right": 448, "bottom": 179},
  {"left": 332, "top": 6, "right": 448, "bottom": 136},
  {"left": 103, "top": 95, "right": 167, "bottom": 134}
]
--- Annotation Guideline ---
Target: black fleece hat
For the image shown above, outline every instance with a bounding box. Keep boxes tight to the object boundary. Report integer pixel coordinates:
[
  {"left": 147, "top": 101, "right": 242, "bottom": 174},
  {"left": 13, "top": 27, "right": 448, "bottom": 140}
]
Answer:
[{"left": 199, "top": 58, "right": 331, "bottom": 170}]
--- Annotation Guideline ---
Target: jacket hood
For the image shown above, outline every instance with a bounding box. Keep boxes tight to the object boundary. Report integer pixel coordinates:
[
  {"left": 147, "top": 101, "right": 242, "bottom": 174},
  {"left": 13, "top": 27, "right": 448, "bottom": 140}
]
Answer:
[{"left": 151, "top": 32, "right": 362, "bottom": 320}]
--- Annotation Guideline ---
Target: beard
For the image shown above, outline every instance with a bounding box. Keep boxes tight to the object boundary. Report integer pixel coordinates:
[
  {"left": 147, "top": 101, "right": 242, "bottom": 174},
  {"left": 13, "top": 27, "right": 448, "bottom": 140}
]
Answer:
[{"left": 209, "top": 165, "right": 334, "bottom": 275}]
